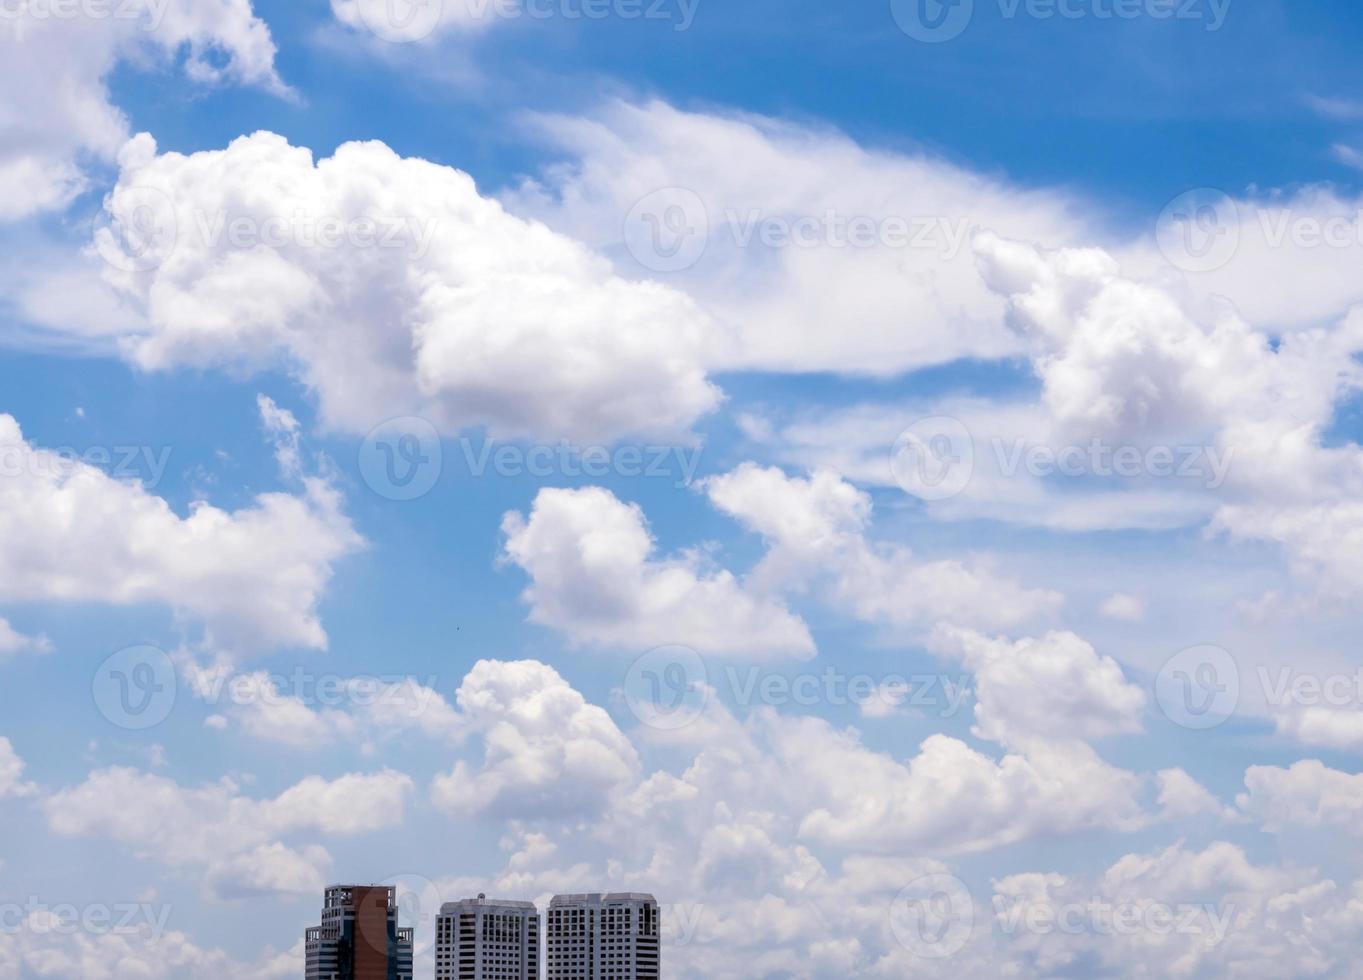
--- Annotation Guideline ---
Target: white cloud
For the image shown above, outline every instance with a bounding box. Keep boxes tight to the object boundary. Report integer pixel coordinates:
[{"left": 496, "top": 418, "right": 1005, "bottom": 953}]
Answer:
[
  {"left": 186, "top": 665, "right": 464, "bottom": 750},
  {"left": 330, "top": 0, "right": 503, "bottom": 41},
  {"left": 1272, "top": 705, "right": 1363, "bottom": 751},
  {"left": 506, "top": 99, "right": 1090, "bottom": 376},
  {"left": 431, "top": 660, "right": 639, "bottom": 819},
  {"left": 44, "top": 767, "right": 413, "bottom": 898},
  {"left": 0, "top": 0, "right": 283, "bottom": 220},
  {"left": 1155, "top": 768, "right": 1234, "bottom": 822},
  {"left": 987, "top": 841, "right": 1363, "bottom": 980},
  {"left": 704, "top": 464, "right": 1062, "bottom": 633},
  {"left": 0, "top": 617, "right": 50, "bottom": 657},
  {"left": 95, "top": 130, "right": 724, "bottom": 442},
  {"left": 501, "top": 486, "right": 815, "bottom": 657},
  {"left": 929, "top": 625, "right": 1146, "bottom": 745},
  {"left": 0, "top": 737, "right": 34, "bottom": 799},
  {"left": 1238, "top": 759, "right": 1363, "bottom": 834},
  {"left": 0, "top": 411, "right": 362, "bottom": 654},
  {"left": 976, "top": 233, "right": 1363, "bottom": 598},
  {"left": 1099, "top": 592, "right": 1146, "bottom": 621},
  {"left": 0, "top": 926, "right": 299, "bottom": 980}
]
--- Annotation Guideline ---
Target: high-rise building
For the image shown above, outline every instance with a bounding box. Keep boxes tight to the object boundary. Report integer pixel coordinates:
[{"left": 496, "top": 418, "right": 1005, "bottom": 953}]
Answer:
[
  {"left": 546, "top": 893, "right": 660, "bottom": 980},
  {"left": 435, "top": 894, "right": 540, "bottom": 980},
  {"left": 304, "top": 885, "right": 415, "bottom": 980}
]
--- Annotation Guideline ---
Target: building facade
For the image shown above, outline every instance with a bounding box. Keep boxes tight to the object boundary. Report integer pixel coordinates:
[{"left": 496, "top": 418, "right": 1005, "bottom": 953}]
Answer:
[
  {"left": 546, "top": 893, "right": 660, "bottom": 980},
  {"left": 435, "top": 894, "right": 540, "bottom": 980},
  {"left": 304, "top": 885, "right": 415, "bottom": 980}
]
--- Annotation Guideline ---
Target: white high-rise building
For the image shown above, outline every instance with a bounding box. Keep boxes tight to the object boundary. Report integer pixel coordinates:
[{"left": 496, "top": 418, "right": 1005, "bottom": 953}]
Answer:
[
  {"left": 546, "top": 893, "right": 660, "bottom": 980},
  {"left": 435, "top": 895, "right": 540, "bottom": 980}
]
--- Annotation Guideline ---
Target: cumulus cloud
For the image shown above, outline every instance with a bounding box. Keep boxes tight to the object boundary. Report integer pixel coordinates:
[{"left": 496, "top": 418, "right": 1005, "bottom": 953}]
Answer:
[
  {"left": 0, "top": 411, "right": 361, "bottom": 654},
  {"left": 501, "top": 486, "right": 815, "bottom": 657},
  {"left": 929, "top": 625, "right": 1147, "bottom": 745},
  {"left": 0, "top": 926, "right": 299, "bottom": 980},
  {"left": 431, "top": 659, "right": 640, "bottom": 819},
  {"left": 0, "top": 0, "right": 283, "bottom": 220},
  {"left": 704, "top": 463, "right": 1062, "bottom": 633},
  {"left": 408, "top": 664, "right": 1172, "bottom": 978},
  {"left": 985, "top": 841, "right": 1363, "bottom": 980},
  {"left": 0, "top": 737, "right": 34, "bottom": 799},
  {"left": 976, "top": 233, "right": 1363, "bottom": 597},
  {"left": 1238, "top": 759, "right": 1363, "bottom": 834},
  {"left": 506, "top": 98, "right": 1089, "bottom": 376},
  {"left": 187, "top": 669, "right": 463, "bottom": 750},
  {"left": 95, "top": 131, "right": 724, "bottom": 442},
  {"left": 43, "top": 767, "right": 413, "bottom": 898}
]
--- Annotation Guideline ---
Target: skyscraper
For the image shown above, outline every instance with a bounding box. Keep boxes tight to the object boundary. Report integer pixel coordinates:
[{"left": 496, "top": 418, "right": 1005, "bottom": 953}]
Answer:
[
  {"left": 546, "top": 893, "right": 660, "bottom": 980},
  {"left": 435, "top": 894, "right": 540, "bottom": 980},
  {"left": 305, "top": 885, "right": 415, "bottom": 980}
]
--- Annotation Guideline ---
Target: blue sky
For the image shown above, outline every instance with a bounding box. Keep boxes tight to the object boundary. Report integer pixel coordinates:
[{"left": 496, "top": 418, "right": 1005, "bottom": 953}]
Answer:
[{"left": 4, "top": 1, "right": 1363, "bottom": 977}]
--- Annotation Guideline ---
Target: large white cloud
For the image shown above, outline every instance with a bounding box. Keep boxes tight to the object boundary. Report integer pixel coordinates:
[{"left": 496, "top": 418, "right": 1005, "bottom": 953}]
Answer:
[
  {"left": 501, "top": 486, "right": 815, "bottom": 657},
  {"left": 0, "top": 0, "right": 283, "bottom": 220},
  {"left": 43, "top": 767, "right": 413, "bottom": 898},
  {"left": 505, "top": 99, "right": 1090, "bottom": 376},
  {"left": 431, "top": 659, "right": 640, "bottom": 818},
  {"left": 94, "top": 131, "right": 725, "bottom": 442},
  {"left": 929, "top": 625, "right": 1147, "bottom": 745},
  {"left": 704, "top": 463, "right": 1063, "bottom": 633},
  {"left": 1238, "top": 759, "right": 1363, "bottom": 834},
  {"left": 0, "top": 411, "right": 361, "bottom": 654}
]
